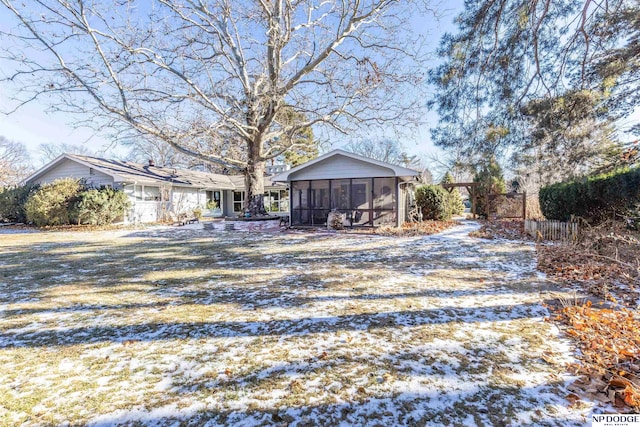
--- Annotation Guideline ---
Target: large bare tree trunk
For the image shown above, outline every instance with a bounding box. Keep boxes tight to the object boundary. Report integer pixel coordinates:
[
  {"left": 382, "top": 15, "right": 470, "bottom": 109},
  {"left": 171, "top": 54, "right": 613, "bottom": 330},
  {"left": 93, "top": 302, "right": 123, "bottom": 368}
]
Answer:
[{"left": 244, "top": 142, "right": 267, "bottom": 216}]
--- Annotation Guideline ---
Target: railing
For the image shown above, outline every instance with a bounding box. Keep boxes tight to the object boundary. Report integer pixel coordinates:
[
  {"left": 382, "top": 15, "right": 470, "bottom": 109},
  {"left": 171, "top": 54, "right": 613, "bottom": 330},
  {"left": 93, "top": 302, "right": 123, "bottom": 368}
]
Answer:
[{"left": 524, "top": 219, "right": 579, "bottom": 241}]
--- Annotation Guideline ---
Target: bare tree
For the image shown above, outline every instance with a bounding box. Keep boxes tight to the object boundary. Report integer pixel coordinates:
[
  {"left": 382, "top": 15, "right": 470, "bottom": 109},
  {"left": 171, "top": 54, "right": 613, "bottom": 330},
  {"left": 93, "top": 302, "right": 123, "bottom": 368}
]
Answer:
[
  {"left": 1, "top": 0, "right": 434, "bottom": 214},
  {"left": 345, "top": 139, "right": 420, "bottom": 167},
  {"left": 424, "top": 150, "right": 473, "bottom": 184},
  {"left": 38, "top": 142, "right": 96, "bottom": 164},
  {"left": 0, "top": 136, "right": 32, "bottom": 186},
  {"left": 123, "top": 138, "right": 192, "bottom": 169}
]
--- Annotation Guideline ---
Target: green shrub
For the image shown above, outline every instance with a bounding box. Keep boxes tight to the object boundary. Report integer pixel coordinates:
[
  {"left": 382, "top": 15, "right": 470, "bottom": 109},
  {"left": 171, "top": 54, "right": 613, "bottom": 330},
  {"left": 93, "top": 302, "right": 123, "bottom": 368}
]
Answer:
[
  {"left": 415, "top": 185, "right": 450, "bottom": 220},
  {"left": 70, "top": 187, "right": 130, "bottom": 225},
  {"left": 539, "top": 167, "right": 640, "bottom": 222},
  {"left": 441, "top": 172, "right": 465, "bottom": 217},
  {"left": 473, "top": 157, "right": 506, "bottom": 217},
  {"left": 24, "top": 179, "right": 83, "bottom": 226},
  {"left": 0, "top": 183, "right": 39, "bottom": 223}
]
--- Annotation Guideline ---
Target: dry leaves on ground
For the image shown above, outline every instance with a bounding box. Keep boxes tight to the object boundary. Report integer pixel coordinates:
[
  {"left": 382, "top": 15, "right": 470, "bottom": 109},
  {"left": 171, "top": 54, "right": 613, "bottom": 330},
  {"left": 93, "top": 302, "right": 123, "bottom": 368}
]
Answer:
[
  {"left": 537, "top": 226, "right": 640, "bottom": 306},
  {"left": 371, "top": 220, "right": 459, "bottom": 236},
  {"left": 549, "top": 301, "right": 640, "bottom": 411},
  {"left": 538, "top": 222, "right": 640, "bottom": 412},
  {"left": 468, "top": 219, "right": 531, "bottom": 241}
]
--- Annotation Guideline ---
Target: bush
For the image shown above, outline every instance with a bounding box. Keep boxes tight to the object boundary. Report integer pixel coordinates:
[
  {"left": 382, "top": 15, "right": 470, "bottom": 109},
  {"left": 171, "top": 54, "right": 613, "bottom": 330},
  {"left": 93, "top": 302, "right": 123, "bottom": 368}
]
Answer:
[
  {"left": 441, "top": 172, "right": 465, "bottom": 217},
  {"left": 539, "top": 167, "right": 640, "bottom": 222},
  {"left": 24, "top": 179, "right": 84, "bottom": 226},
  {"left": 70, "top": 187, "right": 130, "bottom": 225},
  {"left": 473, "top": 157, "right": 506, "bottom": 217},
  {"left": 415, "top": 185, "right": 450, "bottom": 220},
  {"left": 0, "top": 183, "right": 39, "bottom": 223}
]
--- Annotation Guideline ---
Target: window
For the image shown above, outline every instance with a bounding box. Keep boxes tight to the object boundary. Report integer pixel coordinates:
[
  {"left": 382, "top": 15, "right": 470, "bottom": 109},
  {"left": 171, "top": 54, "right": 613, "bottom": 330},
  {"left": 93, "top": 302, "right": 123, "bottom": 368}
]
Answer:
[
  {"left": 233, "top": 191, "right": 245, "bottom": 212},
  {"left": 143, "top": 186, "right": 160, "bottom": 201},
  {"left": 264, "top": 189, "right": 289, "bottom": 213}
]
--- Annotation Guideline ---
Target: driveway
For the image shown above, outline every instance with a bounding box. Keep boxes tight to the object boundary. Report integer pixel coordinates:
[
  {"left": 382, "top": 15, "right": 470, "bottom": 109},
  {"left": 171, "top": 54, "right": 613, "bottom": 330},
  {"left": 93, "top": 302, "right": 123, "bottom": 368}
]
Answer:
[{"left": 0, "top": 222, "right": 588, "bottom": 426}]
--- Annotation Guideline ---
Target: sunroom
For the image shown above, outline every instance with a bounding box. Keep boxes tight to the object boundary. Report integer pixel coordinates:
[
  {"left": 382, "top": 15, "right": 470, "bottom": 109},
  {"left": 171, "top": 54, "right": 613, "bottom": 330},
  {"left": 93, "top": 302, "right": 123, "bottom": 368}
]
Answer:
[{"left": 272, "top": 150, "right": 420, "bottom": 227}]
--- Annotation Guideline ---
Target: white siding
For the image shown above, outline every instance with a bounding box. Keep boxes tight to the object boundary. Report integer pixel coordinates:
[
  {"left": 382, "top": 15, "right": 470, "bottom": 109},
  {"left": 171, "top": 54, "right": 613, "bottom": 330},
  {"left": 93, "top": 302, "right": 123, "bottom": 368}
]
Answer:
[
  {"left": 223, "top": 190, "right": 235, "bottom": 217},
  {"left": 288, "top": 155, "right": 395, "bottom": 180},
  {"left": 171, "top": 187, "right": 203, "bottom": 215},
  {"left": 127, "top": 201, "right": 161, "bottom": 223},
  {"left": 34, "top": 159, "right": 115, "bottom": 187}
]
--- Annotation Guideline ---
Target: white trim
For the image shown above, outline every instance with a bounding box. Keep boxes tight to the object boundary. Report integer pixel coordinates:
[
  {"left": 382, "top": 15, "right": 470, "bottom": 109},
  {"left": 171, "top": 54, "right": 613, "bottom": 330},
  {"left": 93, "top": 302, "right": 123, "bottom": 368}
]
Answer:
[
  {"left": 271, "top": 149, "right": 420, "bottom": 182},
  {"left": 24, "top": 153, "right": 128, "bottom": 184}
]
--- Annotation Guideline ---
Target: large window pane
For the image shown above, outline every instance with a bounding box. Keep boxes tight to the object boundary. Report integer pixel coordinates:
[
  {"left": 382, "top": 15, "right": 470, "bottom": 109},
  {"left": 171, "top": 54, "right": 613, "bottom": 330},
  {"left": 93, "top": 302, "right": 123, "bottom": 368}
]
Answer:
[
  {"left": 373, "top": 210, "right": 397, "bottom": 226},
  {"left": 352, "top": 179, "right": 371, "bottom": 210},
  {"left": 280, "top": 189, "right": 289, "bottom": 212},
  {"left": 233, "top": 191, "right": 244, "bottom": 212},
  {"left": 292, "top": 181, "right": 309, "bottom": 209},
  {"left": 331, "top": 179, "right": 350, "bottom": 210},
  {"left": 311, "top": 209, "right": 330, "bottom": 225},
  {"left": 373, "top": 178, "right": 396, "bottom": 210},
  {"left": 144, "top": 186, "right": 160, "bottom": 201},
  {"left": 310, "top": 180, "right": 330, "bottom": 209},
  {"left": 293, "top": 209, "right": 310, "bottom": 225},
  {"left": 352, "top": 210, "right": 371, "bottom": 226}
]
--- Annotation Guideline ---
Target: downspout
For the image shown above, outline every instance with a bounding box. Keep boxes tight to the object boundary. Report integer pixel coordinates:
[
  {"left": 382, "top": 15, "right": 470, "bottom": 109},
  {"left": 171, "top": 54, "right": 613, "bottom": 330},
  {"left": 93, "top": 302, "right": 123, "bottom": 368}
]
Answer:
[{"left": 398, "top": 179, "right": 417, "bottom": 227}]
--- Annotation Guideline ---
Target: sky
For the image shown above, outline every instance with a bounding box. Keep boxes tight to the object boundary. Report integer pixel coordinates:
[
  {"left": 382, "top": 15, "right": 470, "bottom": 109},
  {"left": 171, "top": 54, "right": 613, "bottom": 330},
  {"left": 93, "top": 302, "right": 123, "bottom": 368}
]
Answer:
[{"left": 0, "top": 1, "right": 463, "bottom": 168}]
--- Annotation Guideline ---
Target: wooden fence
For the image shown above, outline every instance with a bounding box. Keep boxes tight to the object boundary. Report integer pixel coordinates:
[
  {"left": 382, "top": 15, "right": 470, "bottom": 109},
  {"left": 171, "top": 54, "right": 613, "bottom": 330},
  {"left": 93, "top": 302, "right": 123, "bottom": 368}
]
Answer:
[{"left": 524, "top": 219, "right": 579, "bottom": 241}]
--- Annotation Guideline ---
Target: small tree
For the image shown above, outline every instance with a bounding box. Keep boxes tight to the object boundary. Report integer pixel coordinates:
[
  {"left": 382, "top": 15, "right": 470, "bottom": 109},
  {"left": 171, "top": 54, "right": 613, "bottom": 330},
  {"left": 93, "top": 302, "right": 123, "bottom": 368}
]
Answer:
[
  {"left": 415, "top": 185, "right": 451, "bottom": 220},
  {"left": 473, "top": 157, "right": 506, "bottom": 218},
  {"left": 70, "top": 187, "right": 130, "bottom": 225},
  {"left": 25, "top": 179, "right": 83, "bottom": 226},
  {"left": 441, "top": 172, "right": 465, "bottom": 217}
]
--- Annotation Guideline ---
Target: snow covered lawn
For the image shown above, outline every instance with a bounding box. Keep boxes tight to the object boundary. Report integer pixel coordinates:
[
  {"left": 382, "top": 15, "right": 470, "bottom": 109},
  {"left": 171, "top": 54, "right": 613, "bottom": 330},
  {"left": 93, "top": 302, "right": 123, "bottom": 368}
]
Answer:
[{"left": 0, "top": 222, "right": 589, "bottom": 426}]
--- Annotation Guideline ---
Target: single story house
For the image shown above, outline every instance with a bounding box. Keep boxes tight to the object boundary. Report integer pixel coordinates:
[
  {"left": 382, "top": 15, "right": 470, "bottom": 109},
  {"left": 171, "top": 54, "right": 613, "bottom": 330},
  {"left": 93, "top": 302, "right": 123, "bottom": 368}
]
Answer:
[
  {"left": 272, "top": 149, "right": 421, "bottom": 227},
  {"left": 24, "top": 154, "right": 287, "bottom": 223}
]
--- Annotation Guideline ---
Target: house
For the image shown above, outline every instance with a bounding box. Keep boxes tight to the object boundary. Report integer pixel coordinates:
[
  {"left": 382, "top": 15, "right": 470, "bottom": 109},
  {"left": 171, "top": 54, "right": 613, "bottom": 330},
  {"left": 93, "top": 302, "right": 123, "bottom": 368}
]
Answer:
[
  {"left": 24, "top": 154, "right": 287, "bottom": 223},
  {"left": 272, "top": 149, "right": 421, "bottom": 227}
]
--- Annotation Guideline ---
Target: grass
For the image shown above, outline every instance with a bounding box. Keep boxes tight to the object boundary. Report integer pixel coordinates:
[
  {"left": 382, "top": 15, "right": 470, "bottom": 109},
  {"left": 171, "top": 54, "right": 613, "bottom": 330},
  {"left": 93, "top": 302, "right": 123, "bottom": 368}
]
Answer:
[{"left": 0, "top": 225, "right": 589, "bottom": 426}]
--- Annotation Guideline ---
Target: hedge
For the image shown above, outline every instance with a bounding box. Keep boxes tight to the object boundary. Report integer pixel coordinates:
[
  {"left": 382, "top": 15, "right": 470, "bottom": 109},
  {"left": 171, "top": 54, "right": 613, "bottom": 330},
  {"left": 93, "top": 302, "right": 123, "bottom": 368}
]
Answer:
[
  {"left": 415, "top": 185, "right": 450, "bottom": 220},
  {"left": 25, "top": 178, "right": 83, "bottom": 226},
  {"left": 23, "top": 178, "right": 130, "bottom": 226},
  {"left": 70, "top": 187, "right": 130, "bottom": 225},
  {"left": 0, "top": 183, "right": 39, "bottom": 223},
  {"left": 539, "top": 167, "right": 640, "bottom": 222}
]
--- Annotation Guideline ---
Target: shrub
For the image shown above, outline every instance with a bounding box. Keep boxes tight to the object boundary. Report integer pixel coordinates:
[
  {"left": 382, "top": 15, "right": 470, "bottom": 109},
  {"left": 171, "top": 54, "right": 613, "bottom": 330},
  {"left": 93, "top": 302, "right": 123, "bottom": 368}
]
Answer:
[
  {"left": 539, "top": 167, "right": 640, "bottom": 222},
  {"left": 0, "top": 183, "right": 39, "bottom": 223},
  {"left": 24, "top": 179, "right": 83, "bottom": 226},
  {"left": 441, "top": 172, "right": 465, "bottom": 217},
  {"left": 415, "top": 184, "right": 450, "bottom": 220},
  {"left": 70, "top": 187, "right": 130, "bottom": 225},
  {"left": 473, "top": 157, "right": 506, "bottom": 217}
]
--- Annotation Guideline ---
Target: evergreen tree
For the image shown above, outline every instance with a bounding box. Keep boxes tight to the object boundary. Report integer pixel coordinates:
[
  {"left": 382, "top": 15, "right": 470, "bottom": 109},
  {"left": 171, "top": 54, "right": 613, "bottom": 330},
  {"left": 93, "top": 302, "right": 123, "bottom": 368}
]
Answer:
[
  {"left": 441, "top": 172, "right": 465, "bottom": 216},
  {"left": 473, "top": 157, "right": 506, "bottom": 218},
  {"left": 429, "top": 0, "right": 639, "bottom": 178}
]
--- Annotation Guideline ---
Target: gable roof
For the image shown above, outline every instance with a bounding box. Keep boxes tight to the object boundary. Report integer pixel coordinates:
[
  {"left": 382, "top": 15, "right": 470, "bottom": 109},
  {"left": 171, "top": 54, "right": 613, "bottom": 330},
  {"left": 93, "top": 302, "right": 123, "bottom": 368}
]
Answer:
[
  {"left": 271, "top": 149, "right": 421, "bottom": 182},
  {"left": 25, "top": 154, "right": 237, "bottom": 190}
]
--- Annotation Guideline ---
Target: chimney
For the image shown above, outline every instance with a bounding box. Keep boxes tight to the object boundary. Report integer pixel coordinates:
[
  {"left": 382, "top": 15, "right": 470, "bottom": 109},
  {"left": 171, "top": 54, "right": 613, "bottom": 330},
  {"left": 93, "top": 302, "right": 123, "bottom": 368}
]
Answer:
[{"left": 148, "top": 159, "right": 155, "bottom": 167}]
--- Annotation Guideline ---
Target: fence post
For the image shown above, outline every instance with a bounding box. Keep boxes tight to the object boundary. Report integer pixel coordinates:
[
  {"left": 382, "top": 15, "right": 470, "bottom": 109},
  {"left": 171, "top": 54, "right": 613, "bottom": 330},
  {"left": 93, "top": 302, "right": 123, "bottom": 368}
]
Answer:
[{"left": 522, "top": 191, "right": 527, "bottom": 220}]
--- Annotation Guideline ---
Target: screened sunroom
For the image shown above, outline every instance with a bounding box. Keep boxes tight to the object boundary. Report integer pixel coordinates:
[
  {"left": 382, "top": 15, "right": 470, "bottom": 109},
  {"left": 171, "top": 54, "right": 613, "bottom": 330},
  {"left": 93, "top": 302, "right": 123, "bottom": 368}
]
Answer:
[{"left": 273, "top": 150, "right": 420, "bottom": 227}]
